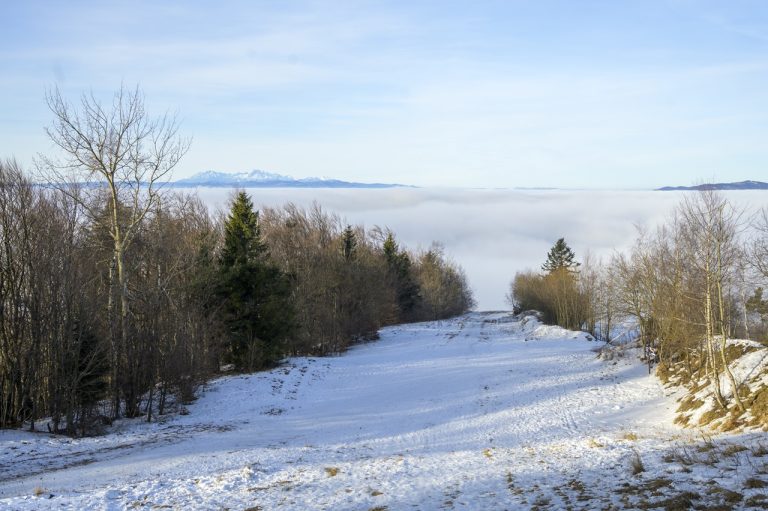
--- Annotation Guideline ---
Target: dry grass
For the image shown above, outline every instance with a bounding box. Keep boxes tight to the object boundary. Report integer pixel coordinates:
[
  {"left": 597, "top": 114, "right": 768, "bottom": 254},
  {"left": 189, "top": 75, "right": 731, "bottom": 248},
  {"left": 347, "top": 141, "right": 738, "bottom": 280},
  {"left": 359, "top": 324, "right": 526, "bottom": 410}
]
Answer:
[
  {"left": 745, "top": 493, "right": 768, "bottom": 508},
  {"left": 745, "top": 478, "right": 768, "bottom": 489},
  {"left": 747, "top": 386, "right": 768, "bottom": 428},
  {"left": 638, "top": 491, "right": 697, "bottom": 511},
  {"left": 587, "top": 438, "right": 604, "bottom": 448},
  {"left": 722, "top": 443, "right": 748, "bottom": 456},
  {"left": 698, "top": 408, "right": 725, "bottom": 426},
  {"left": 33, "top": 486, "right": 45, "bottom": 497},
  {"left": 324, "top": 467, "right": 340, "bottom": 477},
  {"left": 677, "top": 395, "right": 704, "bottom": 413},
  {"left": 711, "top": 486, "right": 744, "bottom": 505},
  {"left": 622, "top": 431, "right": 639, "bottom": 441},
  {"left": 630, "top": 451, "right": 645, "bottom": 475},
  {"left": 753, "top": 442, "right": 768, "bottom": 457},
  {"left": 643, "top": 477, "right": 673, "bottom": 491}
]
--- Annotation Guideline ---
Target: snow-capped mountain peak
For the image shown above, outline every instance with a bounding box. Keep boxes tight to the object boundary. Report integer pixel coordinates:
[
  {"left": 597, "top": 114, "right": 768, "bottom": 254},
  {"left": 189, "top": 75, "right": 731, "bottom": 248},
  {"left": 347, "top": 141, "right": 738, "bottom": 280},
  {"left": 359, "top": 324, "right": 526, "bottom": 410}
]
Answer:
[{"left": 172, "top": 170, "right": 407, "bottom": 189}]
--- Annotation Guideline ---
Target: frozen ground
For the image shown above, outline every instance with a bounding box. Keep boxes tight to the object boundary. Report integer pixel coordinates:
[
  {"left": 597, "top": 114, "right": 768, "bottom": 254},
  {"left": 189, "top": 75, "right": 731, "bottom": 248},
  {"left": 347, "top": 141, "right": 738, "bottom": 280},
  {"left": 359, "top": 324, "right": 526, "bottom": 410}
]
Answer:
[{"left": 1, "top": 312, "right": 766, "bottom": 510}]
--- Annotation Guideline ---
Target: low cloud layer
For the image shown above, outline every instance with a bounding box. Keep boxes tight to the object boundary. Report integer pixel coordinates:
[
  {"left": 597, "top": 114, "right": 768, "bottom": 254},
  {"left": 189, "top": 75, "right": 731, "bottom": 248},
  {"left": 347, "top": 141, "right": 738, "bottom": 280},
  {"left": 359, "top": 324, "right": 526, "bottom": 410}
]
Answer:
[{"left": 195, "top": 188, "right": 767, "bottom": 310}]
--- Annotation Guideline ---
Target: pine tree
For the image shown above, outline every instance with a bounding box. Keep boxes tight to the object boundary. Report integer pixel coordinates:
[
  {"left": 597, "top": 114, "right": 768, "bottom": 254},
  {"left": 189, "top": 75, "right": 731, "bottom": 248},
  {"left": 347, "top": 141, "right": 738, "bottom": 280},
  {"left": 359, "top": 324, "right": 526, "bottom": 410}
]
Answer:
[
  {"left": 216, "top": 192, "right": 293, "bottom": 370},
  {"left": 542, "top": 238, "right": 580, "bottom": 274}
]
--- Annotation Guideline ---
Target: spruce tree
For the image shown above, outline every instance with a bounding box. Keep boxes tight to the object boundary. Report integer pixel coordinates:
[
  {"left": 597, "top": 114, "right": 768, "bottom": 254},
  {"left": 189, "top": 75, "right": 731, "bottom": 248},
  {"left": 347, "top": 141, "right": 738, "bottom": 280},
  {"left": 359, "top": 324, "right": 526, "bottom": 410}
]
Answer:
[
  {"left": 216, "top": 192, "right": 293, "bottom": 370},
  {"left": 542, "top": 238, "right": 580, "bottom": 274},
  {"left": 383, "top": 233, "right": 422, "bottom": 321}
]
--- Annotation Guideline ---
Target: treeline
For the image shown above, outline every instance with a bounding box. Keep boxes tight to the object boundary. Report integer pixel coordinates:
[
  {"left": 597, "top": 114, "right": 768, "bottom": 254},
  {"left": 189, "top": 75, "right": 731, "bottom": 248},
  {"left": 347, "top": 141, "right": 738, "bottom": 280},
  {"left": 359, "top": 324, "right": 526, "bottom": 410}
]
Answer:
[
  {"left": 0, "top": 86, "right": 474, "bottom": 435},
  {"left": 511, "top": 191, "right": 768, "bottom": 416},
  {"left": 259, "top": 203, "right": 474, "bottom": 356}
]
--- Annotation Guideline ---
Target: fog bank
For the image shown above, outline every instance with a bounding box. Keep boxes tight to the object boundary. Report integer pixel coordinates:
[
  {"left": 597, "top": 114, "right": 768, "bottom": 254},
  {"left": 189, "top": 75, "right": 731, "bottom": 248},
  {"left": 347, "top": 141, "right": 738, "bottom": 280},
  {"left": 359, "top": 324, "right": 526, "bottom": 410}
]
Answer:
[{"left": 189, "top": 188, "right": 767, "bottom": 311}]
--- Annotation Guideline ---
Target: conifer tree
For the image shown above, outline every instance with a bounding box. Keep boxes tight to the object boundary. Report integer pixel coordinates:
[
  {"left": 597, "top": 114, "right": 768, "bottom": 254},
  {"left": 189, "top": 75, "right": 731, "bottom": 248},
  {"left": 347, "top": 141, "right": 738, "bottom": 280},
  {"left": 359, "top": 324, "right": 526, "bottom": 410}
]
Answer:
[
  {"left": 216, "top": 192, "right": 293, "bottom": 370},
  {"left": 342, "top": 225, "right": 357, "bottom": 261},
  {"left": 542, "top": 238, "right": 580, "bottom": 274},
  {"left": 383, "top": 233, "right": 422, "bottom": 321}
]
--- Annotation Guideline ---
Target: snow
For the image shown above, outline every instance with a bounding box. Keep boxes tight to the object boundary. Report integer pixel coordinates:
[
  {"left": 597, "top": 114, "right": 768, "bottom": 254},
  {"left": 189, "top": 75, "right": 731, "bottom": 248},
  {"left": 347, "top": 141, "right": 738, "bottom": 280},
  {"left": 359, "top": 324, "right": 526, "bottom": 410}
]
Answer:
[
  {"left": 728, "top": 340, "right": 768, "bottom": 390},
  {"left": 2, "top": 312, "right": 766, "bottom": 510},
  {"left": 176, "top": 169, "right": 293, "bottom": 184}
]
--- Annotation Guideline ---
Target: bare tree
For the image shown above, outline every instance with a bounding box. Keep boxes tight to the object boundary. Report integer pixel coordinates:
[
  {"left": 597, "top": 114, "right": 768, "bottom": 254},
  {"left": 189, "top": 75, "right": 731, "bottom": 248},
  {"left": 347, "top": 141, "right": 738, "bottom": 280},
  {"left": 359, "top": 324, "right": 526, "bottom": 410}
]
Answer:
[
  {"left": 753, "top": 207, "right": 768, "bottom": 280},
  {"left": 678, "top": 191, "right": 745, "bottom": 412},
  {"left": 39, "top": 85, "right": 190, "bottom": 418}
]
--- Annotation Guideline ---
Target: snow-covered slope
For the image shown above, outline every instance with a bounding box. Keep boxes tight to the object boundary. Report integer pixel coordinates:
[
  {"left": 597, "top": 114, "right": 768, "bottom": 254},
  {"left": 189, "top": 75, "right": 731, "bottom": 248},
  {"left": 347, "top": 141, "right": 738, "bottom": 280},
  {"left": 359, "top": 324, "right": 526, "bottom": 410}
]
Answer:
[{"left": 1, "top": 313, "right": 765, "bottom": 510}]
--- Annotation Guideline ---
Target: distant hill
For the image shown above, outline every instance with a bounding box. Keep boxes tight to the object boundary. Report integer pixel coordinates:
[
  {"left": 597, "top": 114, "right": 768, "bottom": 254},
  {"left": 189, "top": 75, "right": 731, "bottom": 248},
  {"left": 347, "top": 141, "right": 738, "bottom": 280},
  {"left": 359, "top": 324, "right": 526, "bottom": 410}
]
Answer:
[
  {"left": 657, "top": 180, "right": 768, "bottom": 191},
  {"left": 171, "top": 170, "right": 408, "bottom": 189}
]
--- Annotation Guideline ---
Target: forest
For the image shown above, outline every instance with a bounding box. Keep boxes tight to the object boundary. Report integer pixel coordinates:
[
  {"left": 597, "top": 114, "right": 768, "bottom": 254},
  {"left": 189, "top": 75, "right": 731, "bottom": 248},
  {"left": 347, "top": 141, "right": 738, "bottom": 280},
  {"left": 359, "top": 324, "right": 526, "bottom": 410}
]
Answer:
[
  {"left": 0, "top": 87, "right": 474, "bottom": 435},
  {"left": 511, "top": 191, "right": 768, "bottom": 426}
]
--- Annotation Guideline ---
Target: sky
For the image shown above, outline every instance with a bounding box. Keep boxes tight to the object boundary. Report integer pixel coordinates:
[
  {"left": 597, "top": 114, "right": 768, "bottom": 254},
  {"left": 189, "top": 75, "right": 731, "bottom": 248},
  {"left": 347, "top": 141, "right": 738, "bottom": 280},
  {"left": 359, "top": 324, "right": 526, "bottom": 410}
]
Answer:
[{"left": 2, "top": 0, "right": 768, "bottom": 188}]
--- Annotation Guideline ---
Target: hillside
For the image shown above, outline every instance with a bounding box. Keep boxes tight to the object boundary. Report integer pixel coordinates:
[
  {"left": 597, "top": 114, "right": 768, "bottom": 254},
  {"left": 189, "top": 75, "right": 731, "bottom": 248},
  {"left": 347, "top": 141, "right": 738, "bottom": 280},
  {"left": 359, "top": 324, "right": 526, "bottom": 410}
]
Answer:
[
  {"left": 657, "top": 180, "right": 768, "bottom": 191},
  {"left": 1, "top": 313, "right": 767, "bottom": 510}
]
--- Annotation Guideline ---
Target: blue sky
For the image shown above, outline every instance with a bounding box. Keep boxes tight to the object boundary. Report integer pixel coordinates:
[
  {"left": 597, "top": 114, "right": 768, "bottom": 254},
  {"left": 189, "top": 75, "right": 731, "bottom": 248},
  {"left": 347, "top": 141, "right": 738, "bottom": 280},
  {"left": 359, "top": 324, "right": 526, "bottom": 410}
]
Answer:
[{"left": 2, "top": 0, "right": 768, "bottom": 188}]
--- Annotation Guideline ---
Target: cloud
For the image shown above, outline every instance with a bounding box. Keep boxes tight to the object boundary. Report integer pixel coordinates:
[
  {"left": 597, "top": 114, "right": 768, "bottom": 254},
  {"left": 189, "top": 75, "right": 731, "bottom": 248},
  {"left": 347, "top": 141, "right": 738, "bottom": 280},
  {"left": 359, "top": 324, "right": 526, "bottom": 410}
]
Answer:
[{"left": 193, "top": 188, "right": 767, "bottom": 310}]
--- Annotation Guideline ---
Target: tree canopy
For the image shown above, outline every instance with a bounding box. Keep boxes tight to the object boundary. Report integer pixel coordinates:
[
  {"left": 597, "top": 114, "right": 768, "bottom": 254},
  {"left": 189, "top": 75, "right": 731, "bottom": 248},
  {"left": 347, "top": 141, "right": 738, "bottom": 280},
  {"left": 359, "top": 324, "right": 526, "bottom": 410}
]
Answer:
[{"left": 542, "top": 238, "right": 580, "bottom": 274}]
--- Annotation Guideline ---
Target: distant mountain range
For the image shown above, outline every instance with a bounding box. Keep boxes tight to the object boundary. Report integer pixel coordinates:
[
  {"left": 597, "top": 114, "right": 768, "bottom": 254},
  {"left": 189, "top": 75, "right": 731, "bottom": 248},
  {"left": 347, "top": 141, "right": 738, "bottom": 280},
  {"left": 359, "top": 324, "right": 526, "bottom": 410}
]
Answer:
[
  {"left": 657, "top": 180, "right": 768, "bottom": 191},
  {"left": 171, "top": 170, "right": 407, "bottom": 189}
]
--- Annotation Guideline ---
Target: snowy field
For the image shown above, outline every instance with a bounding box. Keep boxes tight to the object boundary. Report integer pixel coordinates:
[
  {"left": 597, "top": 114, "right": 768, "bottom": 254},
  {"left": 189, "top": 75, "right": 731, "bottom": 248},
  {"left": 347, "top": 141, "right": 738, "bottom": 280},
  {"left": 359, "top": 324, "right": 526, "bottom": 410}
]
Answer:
[{"left": 2, "top": 312, "right": 767, "bottom": 510}]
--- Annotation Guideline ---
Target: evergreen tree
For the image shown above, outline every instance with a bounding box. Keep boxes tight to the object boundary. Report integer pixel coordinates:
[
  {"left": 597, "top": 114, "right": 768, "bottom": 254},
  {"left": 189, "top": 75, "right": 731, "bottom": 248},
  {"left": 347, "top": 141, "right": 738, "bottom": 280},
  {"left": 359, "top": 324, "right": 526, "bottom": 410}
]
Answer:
[
  {"left": 747, "top": 287, "right": 768, "bottom": 321},
  {"left": 342, "top": 225, "right": 357, "bottom": 261},
  {"left": 542, "top": 238, "right": 580, "bottom": 274},
  {"left": 216, "top": 192, "right": 293, "bottom": 370},
  {"left": 383, "top": 233, "right": 422, "bottom": 321},
  {"left": 72, "top": 320, "right": 109, "bottom": 435},
  {"left": 220, "top": 192, "right": 266, "bottom": 267}
]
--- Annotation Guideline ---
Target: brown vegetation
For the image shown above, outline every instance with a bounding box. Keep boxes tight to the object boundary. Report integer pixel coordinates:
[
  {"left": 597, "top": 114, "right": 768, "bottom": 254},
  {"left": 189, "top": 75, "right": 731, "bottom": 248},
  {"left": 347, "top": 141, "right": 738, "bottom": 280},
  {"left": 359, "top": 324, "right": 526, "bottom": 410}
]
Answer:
[
  {"left": 509, "top": 190, "right": 768, "bottom": 429},
  {"left": 0, "top": 87, "right": 474, "bottom": 435}
]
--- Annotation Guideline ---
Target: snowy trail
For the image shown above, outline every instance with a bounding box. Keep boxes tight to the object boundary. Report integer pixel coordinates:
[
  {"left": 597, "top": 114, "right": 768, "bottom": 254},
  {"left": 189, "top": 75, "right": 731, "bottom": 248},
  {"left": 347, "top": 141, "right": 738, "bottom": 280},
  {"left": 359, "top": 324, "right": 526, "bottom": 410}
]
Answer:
[{"left": 1, "top": 312, "right": 682, "bottom": 509}]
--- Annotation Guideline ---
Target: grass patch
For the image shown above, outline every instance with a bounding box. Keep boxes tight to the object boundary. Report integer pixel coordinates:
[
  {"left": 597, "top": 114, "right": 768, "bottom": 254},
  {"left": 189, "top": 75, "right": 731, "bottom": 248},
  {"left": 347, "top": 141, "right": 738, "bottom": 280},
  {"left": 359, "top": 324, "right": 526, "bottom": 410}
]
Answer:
[
  {"left": 33, "top": 486, "right": 46, "bottom": 497},
  {"left": 677, "top": 395, "right": 704, "bottom": 413},
  {"left": 746, "top": 478, "right": 768, "bottom": 489},
  {"left": 324, "top": 467, "right": 340, "bottom": 477},
  {"left": 698, "top": 407, "right": 728, "bottom": 426},
  {"left": 630, "top": 451, "right": 645, "bottom": 475},
  {"left": 531, "top": 495, "right": 551, "bottom": 509},
  {"left": 712, "top": 486, "right": 743, "bottom": 505},
  {"left": 722, "top": 443, "right": 748, "bottom": 456},
  {"left": 745, "top": 493, "right": 768, "bottom": 508},
  {"left": 588, "top": 438, "right": 604, "bottom": 448},
  {"left": 643, "top": 477, "right": 673, "bottom": 492},
  {"left": 639, "top": 491, "right": 697, "bottom": 511},
  {"left": 753, "top": 442, "right": 768, "bottom": 457},
  {"left": 622, "top": 431, "right": 639, "bottom": 441},
  {"left": 747, "top": 386, "right": 768, "bottom": 428}
]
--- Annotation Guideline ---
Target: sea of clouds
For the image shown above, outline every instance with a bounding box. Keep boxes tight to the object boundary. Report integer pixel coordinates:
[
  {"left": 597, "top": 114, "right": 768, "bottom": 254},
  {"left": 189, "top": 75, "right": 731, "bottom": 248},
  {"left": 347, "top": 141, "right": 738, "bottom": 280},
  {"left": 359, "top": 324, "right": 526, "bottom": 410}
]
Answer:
[{"left": 190, "top": 188, "right": 767, "bottom": 310}]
